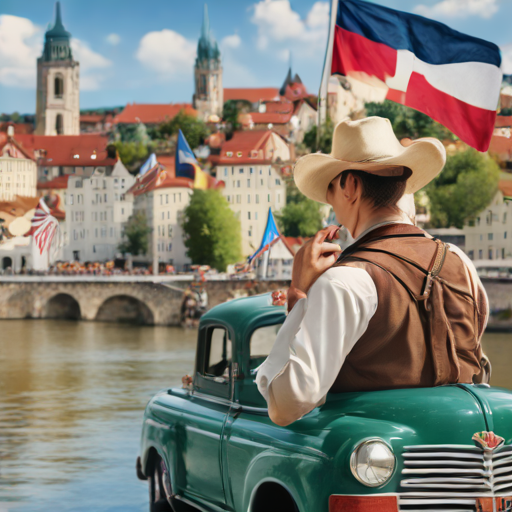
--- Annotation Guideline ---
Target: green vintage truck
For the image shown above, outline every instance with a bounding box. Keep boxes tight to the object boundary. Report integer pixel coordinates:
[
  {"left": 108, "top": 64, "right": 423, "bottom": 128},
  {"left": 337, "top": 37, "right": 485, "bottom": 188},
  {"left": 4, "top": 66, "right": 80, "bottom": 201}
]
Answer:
[{"left": 137, "top": 293, "right": 512, "bottom": 512}]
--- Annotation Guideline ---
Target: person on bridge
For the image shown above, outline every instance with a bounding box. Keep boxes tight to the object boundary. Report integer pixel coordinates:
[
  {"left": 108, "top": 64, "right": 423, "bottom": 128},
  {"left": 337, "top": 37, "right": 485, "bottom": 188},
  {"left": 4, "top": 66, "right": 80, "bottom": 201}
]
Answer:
[{"left": 256, "top": 116, "right": 490, "bottom": 427}]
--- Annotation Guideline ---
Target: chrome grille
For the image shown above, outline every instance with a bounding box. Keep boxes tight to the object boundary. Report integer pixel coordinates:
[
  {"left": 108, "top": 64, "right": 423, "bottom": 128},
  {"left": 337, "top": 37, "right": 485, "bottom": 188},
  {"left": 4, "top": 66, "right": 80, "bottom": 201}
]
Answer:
[{"left": 399, "top": 444, "right": 512, "bottom": 511}]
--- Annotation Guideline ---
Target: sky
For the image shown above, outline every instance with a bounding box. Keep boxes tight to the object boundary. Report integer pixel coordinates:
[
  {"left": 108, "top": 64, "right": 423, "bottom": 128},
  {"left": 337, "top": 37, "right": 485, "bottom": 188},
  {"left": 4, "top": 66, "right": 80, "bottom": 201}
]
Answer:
[{"left": 1, "top": 0, "right": 512, "bottom": 114}]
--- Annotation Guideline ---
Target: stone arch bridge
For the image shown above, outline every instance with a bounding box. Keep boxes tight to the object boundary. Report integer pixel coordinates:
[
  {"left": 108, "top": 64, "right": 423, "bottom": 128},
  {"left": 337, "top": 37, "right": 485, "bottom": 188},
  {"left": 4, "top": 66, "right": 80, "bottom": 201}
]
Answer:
[{"left": 0, "top": 278, "right": 289, "bottom": 326}]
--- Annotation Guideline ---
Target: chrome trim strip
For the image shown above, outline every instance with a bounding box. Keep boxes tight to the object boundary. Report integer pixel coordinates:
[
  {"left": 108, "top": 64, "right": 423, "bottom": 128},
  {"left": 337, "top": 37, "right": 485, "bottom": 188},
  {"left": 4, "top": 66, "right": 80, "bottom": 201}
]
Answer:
[
  {"left": 404, "top": 460, "right": 483, "bottom": 467},
  {"left": 402, "top": 468, "right": 486, "bottom": 475},
  {"left": 404, "top": 445, "right": 481, "bottom": 452},
  {"left": 403, "top": 451, "right": 483, "bottom": 460}
]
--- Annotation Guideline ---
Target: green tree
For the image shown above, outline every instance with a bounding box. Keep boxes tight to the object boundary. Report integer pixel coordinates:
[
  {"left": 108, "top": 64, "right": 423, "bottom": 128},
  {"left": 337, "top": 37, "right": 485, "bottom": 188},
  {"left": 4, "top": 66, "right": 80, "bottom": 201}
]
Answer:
[
  {"left": 426, "top": 148, "right": 500, "bottom": 228},
  {"left": 222, "top": 100, "right": 242, "bottom": 136},
  {"left": 303, "top": 120, "right": 334, "bottom": 153},
  {"left": 182, "top": 189, "right": 242, "bottom": 271},
  {"left": 113, "top": 141, "right": 149, "bottom": 168},
  {"left": 365, "top": 100, "right": 454, "bottom": 140},
  {"left": 156, "top": 110, "right": 209, "bottom": 149},
  {"left": 118, "top": 211, "right": 152, "bottom": 255},
  {"left": 276, "top": 179, "right": 323, "bottom": 237}
]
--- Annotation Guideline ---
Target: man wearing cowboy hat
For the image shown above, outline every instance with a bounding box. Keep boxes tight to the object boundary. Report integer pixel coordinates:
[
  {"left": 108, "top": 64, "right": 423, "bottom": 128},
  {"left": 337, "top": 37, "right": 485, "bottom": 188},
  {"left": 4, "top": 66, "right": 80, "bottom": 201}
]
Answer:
[{"left": 256, "top": 116, "right": 489, "bottom": 427}]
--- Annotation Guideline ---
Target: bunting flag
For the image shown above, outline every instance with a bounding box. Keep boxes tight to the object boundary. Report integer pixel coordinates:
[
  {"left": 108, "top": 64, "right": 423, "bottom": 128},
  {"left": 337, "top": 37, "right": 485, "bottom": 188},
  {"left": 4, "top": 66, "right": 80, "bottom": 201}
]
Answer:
[
  {"left": 31, "top": 198, "right": 60, "bottom": 256},
  {"left": 249, "top": 207, "right": 281, "bottom": 263},
  {"left": 331, "top": 0, "right": 502, "bottom": 151},
  {"left": 175, "top": 129, "right": 209, "bottom": 189},
  {"left": 139, "top": 153, "right": 158, "bottom": 176}
]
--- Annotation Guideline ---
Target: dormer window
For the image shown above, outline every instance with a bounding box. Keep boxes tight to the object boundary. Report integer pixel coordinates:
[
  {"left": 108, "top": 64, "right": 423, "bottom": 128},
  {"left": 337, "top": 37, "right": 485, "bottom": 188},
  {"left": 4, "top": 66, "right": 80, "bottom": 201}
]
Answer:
[
  {"left": 237, "top": 152, "right": 242, "bottom": 158},
  {"left": 226, "top": 151, "right": 233, "bottom": 157}
]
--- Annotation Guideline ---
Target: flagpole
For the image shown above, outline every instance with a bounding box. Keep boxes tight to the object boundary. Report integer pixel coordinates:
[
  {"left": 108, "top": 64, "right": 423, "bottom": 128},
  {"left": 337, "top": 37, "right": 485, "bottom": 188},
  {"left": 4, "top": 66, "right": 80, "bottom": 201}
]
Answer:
[{"left": 317, "top": 0, "right": 339, "bottom": 149}]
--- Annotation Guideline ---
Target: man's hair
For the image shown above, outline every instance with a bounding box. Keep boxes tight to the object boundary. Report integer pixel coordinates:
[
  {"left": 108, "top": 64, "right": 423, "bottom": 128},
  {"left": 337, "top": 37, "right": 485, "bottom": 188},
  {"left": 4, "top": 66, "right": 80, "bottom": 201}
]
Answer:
[{"left": 339, "top": 168, "right": 412, "bottom": 209}]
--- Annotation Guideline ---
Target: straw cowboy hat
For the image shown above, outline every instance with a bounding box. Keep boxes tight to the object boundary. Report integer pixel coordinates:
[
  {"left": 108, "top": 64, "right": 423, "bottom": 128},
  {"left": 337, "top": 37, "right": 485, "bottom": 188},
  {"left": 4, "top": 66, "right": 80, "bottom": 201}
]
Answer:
[{"left": 294, "top": 116, "right": 446, "bottom": 204}]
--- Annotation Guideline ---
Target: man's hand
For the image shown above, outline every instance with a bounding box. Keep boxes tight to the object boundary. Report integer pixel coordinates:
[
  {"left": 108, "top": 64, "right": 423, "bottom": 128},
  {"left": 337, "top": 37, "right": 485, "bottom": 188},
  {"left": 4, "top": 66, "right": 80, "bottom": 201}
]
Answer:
[{"left": 288, "top": 226, "right": 341, "bottom": 309}]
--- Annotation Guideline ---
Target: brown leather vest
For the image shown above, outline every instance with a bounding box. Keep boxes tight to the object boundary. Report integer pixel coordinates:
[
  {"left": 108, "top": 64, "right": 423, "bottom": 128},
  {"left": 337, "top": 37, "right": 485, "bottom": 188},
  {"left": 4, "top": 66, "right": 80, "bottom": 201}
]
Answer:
[{"left": 329, "top": 224, "right": 488, "bottom": 393}]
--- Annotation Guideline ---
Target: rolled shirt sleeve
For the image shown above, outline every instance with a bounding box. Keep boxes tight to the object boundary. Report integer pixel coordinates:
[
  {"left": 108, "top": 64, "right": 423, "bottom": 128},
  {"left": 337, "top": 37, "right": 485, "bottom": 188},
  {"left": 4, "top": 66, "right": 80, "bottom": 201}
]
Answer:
[{"left": 256, "top": 266, "right": 378, "bottom": 426}]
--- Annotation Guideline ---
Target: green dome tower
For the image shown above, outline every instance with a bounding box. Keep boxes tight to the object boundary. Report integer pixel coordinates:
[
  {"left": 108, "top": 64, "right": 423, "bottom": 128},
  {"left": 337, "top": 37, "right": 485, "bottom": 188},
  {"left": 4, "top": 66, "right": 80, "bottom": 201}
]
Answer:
[
  {"left": 193, "top": 4, "right": 223, "bottom": 121},
  {"left": 36, "top": 2, "right": 80, "bottom": 136}
]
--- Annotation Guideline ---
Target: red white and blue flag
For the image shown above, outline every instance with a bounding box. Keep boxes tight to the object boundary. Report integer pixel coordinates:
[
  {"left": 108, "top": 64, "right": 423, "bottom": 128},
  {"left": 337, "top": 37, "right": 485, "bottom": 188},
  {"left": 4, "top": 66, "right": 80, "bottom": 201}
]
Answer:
[{"left": 332, "top": 0, "right": 502, "bottom": 151}]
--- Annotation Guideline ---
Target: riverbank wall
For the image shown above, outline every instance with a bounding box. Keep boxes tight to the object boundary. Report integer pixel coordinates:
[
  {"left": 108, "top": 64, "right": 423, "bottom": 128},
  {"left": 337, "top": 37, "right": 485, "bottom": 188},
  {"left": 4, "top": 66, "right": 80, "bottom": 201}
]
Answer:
[{"left": 0, "top": 277, "right": 510, "bottom": 330}]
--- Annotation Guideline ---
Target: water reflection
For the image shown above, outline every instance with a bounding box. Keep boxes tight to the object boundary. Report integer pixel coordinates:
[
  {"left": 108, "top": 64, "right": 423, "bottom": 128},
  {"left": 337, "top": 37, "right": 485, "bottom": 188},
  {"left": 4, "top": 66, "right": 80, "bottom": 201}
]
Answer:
[
  {"left": 0, "top": 320, "right": 197, "bottom": 512},
  {"left": 0, "top": 321, "right": 510, "bottom": 512}
]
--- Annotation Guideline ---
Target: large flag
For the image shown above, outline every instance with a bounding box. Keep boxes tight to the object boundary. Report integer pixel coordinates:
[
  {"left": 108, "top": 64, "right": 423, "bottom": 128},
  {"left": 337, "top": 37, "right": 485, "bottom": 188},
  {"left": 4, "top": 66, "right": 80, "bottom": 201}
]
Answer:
[
  {"left": 330, "top": 0, "right": 502, "bottom": 151},
  {"left": 249, "top": 207, "right": 281, "bottom": 263},
  {"left": 175, "top": 129, "right": 209, "bottom": 189}
]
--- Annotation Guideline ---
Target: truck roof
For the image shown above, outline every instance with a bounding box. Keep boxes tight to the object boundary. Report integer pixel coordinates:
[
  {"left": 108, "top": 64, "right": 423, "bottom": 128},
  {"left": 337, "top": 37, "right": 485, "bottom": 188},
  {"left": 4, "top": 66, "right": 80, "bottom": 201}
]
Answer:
[{"left": 200, "top": 292, "right": 286, "bottom": 336}]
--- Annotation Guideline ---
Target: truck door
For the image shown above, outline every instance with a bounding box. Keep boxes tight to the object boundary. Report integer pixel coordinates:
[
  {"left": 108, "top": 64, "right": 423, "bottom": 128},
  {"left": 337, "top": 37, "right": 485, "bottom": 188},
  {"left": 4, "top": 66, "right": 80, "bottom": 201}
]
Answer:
[{"left": 179, "top": 325, "right": 233, "bottom": 508}]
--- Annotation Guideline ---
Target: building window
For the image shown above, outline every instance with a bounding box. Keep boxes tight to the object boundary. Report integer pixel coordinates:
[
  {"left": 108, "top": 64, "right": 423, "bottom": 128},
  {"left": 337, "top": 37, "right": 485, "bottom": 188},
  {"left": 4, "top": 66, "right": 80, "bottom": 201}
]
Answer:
[
  {"left": 227, "top": 195, "right": 231, "bottom": 203},
  {"left": 239, "top": 168, "right": 244, "bottom": 174},
  {"left": 256, "top": 194, "right": 259, "bottom": 204},
  {"left": 268, "top": 168, "right": 271, "bottom": 175},
  {"left": 477, "top": 217, "right": 480, "bottom": 226},
  {"left": 248, "top": 194, "right": 251, "bottom": 203},
  {"left": 277, "top": 193, "right": 281, "bottom": 203},
  {"left": 247, "top": 179, "right": 251, "bottom": 187},
  {"left": 236, "top": 195, "right": 241, "bottom": 204},
  {"left": 55, "top": 114, "right": 63, "bottom": 135},
  {"left": 260, "top": 179, "right": 264, "bottom": 186},
  {"left": 54, "top": 75, "right": 64, "bottom": 98},
  {"left": 161, "top": 212, "right": 164, "bottom": 220},
  {"left": 160, "top": 196, "right": 163, "bottom": 205},
  {"left": 237, "top": 180, "right": 241, "bottom": 188},
  {"left": 505, "top": 232, "right": 508, "bottom": 239},
  {"left": 224, "top": 168, "right": 228, "bottom": 176},
  {"left": 250, "top": 168, "right": 254, "bottom": 174},
  {"left": 504, "top": 213, "right": 508, "bottom": 223},
  {"left": 488, "top": 233, "right": 494, "bottom": 241},
  {"left": 121, "top": 208, "right": 124, "bottom": 215},
  {"left": 248, "top": 212, "right": 251, "bottom": 220},
  {"left": 479, "top": 249, "right": 483, "bottom": 259},
  {"left": 255, "top": 212, "right": 258, "bottom": 220},
  {"left": 249, "top": 226, "right": 252, "bottom": 237},
  {"left": 275, "top": 178, "right": 281, "bottom": 185},
  {"left": 166, "top": 194, "right": 169, "bottom": 204},
  {"left": 168, "top": 225, "right": 173, "bottom": 237},
  {"left": 68, "top": 194, "right": 74, "bottom": 205},
  {"left": 489, "top": 249, "right": 493, "bottom": 259},
  {"left": 502, "top": 248, "right": 506, "bottom": 259},
  {"left": 231, "top": 167, "right": 234, "bottom": 175},
  {"left": 468, "top": 250, "right": 474, "bottom": 260},
  {"left": 268, "top": 194, "right": 270, "bottom": 203}
]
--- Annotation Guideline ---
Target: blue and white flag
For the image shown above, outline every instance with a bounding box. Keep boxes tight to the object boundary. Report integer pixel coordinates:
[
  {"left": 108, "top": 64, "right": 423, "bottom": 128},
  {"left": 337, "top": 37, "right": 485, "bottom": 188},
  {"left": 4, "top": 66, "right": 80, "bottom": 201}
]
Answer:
[
  {"left": 139, "top": 153, "right": 157, "bottom": 176},
  {"left": 249, "top": 207, "right": 281, "bottom": 263}
]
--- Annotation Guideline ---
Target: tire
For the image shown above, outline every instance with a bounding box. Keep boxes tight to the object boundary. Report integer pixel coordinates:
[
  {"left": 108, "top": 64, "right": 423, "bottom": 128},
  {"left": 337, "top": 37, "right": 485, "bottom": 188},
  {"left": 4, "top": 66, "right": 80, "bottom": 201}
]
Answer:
[{"left": 148, "top": 457, "right": 173, "bottom": 512}]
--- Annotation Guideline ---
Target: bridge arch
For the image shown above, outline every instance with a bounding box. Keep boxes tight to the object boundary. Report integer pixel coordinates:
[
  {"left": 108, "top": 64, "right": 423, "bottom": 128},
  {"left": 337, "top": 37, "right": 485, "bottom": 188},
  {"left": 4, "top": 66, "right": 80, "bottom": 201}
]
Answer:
[
  {"left": 95, "top": 295, "right": 154, "bottom": 325},
  {"left": 45, "top": 293, "right": 81, "bottom": 320}
]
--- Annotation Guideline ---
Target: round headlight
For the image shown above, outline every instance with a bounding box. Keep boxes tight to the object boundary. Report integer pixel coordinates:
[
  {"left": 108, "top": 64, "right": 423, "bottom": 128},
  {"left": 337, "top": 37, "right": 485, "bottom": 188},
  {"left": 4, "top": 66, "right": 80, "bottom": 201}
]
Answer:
[{"left": 350, "top": 439, "right": 395, "bottom": 487}]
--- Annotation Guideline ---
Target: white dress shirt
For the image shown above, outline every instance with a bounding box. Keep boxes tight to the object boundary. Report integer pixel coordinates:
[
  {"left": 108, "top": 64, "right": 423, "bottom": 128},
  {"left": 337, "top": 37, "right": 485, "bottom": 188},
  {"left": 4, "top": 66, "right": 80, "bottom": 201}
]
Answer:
[{"left": 255, "top": 222, "right": 488, "bottom": 427}]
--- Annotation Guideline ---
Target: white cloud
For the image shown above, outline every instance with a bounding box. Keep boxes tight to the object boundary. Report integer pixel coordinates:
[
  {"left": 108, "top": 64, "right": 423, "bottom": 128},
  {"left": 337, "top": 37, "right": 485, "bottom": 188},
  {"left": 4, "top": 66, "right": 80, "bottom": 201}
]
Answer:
[
  {"left": 135, "top": 29, "right": 196, "bottom": 80},
  {"left": 106, "top": 33, "right": 121, "bottom": 46},
  {"left": 414, "top": 0, "right": 498, "bottom": 19},
  {"left": 251, "top": 0, "right": 329, "bottom": 54},
  {"left": 0, "top": 14, "right": 42, "bottom": 88},
  {"left": 0, "top": 14, "right": 111, "bottom": 91},
  {"left": 70, "top": 39, "right": 112, "bottom": 91},
  {"left": 221, "top": 33, "right": 241, "bottom": 49}
]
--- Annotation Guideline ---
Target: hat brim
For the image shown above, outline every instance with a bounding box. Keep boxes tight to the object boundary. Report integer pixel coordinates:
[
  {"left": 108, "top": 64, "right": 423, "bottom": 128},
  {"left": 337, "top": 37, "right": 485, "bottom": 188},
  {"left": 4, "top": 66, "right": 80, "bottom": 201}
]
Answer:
[{"left": 293, "top": 137, "right": 446, "bottom": 204}]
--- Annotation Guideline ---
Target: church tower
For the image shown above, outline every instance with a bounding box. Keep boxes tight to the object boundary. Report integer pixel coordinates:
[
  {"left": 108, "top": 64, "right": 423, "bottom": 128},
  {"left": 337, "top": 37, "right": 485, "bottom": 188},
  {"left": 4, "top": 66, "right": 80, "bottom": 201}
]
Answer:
[
  {"left": 35, "top": 2, "right": 80, "bottom": 136},
  {"left": 193, "top": 4, "right": 223, "bottom": 121}
]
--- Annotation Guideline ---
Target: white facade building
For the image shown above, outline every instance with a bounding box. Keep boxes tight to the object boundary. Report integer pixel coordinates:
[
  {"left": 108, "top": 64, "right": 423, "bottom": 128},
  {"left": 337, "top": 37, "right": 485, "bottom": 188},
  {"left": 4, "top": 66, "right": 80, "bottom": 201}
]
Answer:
[
  {"left": 127, "top": 164, "right": 194, "bottom": 269},
  {"left": 0, "top": 131, "right": 37, "bottom": 201},
  {"left": 463, "top": 182, "right": 512, "bottom": 261},
  {"left": 212, "top": 130, "right": 288, "bottom": 256},
  {"left": 65, "top": 160, "right": 135, "bottom": 261}
]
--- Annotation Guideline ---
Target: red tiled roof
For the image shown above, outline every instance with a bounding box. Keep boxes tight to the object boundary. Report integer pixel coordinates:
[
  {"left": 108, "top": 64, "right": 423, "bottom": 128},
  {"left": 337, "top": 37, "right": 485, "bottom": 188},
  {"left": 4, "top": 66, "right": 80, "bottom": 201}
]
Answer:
[
  {"left": 250, "top": 112, "right": 293, "bottom": 125},
  {"left": 37, "top": 175, "right": 69, "bottom": 190},
  {"left": 489, "top": 135, "right": 512, "bottom": 157},
  {"left": 15, "top": 134, "right": 116, "bottom": 167},
  {"left": 224, "top": 88, "right": 280, "bottom": 104},
  {"left": 496, "top": 116, "right": 512, "bottom": 128},
  {"left": 211, "top": 130, "right": 275, "bottom": 165},
  {"left": 499, "top": 180, "right": 512, "bottom": 197},
  {"left": 113, "top": 103, "right": 197, "bottom": 124},
  {"left": 0, "top": 136, "right": 35, "bottom": 160},
  {"left": 80, "top": 114, "right": 104, "bottom": 123},
  {"left": 283, "top": 82, "right": 309, "bottom": 101},
  {"left": 0, "top": 122, "right": 34, "bottom": 135}
]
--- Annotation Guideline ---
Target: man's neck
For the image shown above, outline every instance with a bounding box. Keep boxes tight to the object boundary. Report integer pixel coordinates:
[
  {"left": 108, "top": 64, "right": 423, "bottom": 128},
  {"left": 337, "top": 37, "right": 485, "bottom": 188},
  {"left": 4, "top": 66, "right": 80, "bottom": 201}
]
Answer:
[{"left": 351, "top": 209, "right": 405, "bottom": 240}]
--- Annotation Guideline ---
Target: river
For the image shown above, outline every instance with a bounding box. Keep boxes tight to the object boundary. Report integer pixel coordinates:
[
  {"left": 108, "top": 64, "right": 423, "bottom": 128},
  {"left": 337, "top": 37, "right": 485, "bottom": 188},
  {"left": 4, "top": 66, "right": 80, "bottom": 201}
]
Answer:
[{"left": 0, "top": 320, "right": 511, "bottom": 512}]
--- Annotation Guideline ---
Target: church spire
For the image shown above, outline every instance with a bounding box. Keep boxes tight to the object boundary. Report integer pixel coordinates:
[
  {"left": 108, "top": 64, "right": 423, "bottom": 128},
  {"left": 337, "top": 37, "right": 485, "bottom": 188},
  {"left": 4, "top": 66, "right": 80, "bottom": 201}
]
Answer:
[
  {"left": 42, "top": 2, "right": 73, "bottom": 61},
  {"left": 202, "top": 4, "right": 210, "bottom": 40}
]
